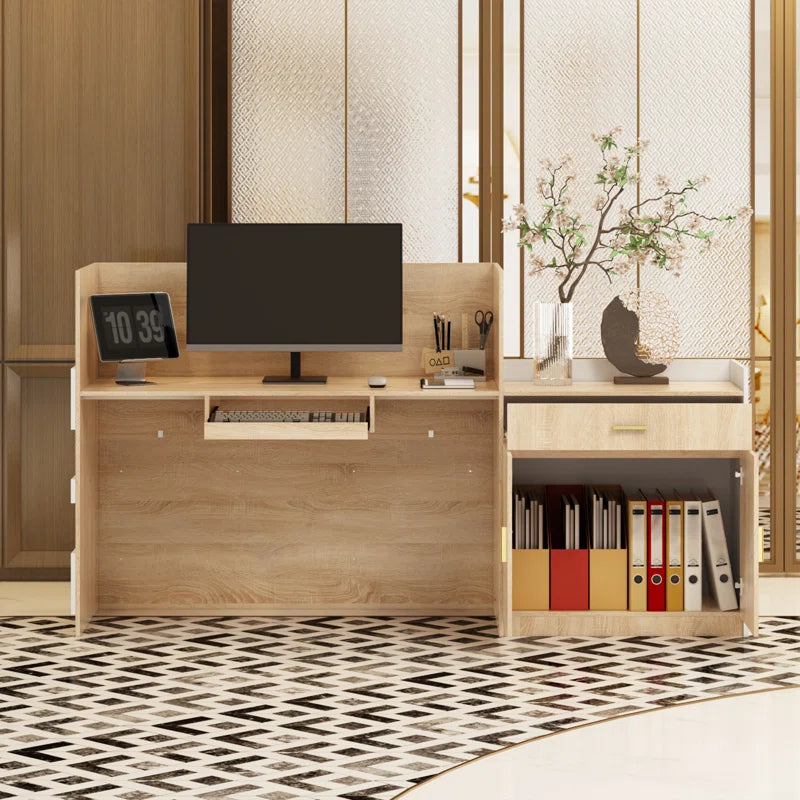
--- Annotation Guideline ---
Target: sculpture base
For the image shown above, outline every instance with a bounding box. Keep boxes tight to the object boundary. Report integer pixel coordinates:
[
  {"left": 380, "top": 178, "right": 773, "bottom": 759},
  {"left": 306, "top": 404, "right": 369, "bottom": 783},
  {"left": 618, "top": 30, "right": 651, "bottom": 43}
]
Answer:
[{"left": 613, "top": 375, "right": 669, "bottom": 385}]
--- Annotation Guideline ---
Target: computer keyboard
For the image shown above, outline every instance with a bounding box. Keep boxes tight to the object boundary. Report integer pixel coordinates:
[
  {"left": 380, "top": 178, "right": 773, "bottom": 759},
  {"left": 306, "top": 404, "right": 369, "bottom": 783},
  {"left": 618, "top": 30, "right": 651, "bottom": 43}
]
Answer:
[{"left": 209, "top": 408, "right": 366, "bottom": 423}]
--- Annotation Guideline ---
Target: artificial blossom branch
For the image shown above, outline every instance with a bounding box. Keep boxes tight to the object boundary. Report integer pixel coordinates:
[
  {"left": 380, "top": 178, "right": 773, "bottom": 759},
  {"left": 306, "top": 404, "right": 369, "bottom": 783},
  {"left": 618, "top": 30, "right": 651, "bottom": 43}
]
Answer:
[{"left": 503, "top": 129, "right": 752, "bottom": 303}]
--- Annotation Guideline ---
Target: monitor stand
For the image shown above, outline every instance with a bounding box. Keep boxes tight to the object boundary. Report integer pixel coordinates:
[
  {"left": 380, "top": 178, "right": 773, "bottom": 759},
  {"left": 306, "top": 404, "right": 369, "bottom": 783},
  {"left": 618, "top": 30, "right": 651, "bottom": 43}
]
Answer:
[
  {"left": 262, "top": 352, "right": 327, "bottom": 384},
  {"left": 115, "top": 362, "right": 150, "bottom": 385}
]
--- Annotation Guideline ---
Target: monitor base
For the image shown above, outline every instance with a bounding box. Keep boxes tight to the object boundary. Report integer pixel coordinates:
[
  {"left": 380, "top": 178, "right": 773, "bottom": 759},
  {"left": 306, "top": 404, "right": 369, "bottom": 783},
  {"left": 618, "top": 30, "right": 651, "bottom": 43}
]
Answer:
[
  {"left": 262, "top": 375, "right": 328, "bottom": 384},
  {"left": 115, "top": 362, "right": 150, "bottom": 385},
  {"left": 262, "top": 352, "right": 327, "bottom": 384}
]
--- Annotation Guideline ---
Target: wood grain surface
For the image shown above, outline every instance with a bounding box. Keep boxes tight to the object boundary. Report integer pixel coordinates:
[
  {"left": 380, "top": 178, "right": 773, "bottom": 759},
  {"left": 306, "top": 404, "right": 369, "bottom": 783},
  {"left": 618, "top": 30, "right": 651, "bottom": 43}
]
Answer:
[
  {"left": 94, "top": 399, "right": 495, "bottom": 612},
  {"left": 4, "top": 2, "right": 199, "bottom": 360}
]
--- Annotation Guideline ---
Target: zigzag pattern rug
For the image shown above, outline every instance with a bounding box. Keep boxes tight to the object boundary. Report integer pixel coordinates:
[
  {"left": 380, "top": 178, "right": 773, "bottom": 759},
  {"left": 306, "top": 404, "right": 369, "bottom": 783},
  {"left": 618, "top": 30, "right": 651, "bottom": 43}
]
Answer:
[{"left": 1, "top": 616, "right": 799, "bottom": 799}]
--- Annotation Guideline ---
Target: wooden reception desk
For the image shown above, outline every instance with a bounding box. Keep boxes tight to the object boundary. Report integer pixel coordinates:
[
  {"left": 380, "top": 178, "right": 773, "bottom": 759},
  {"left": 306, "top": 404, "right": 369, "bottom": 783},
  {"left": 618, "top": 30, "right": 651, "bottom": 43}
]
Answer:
[
  {"left": 74, "top": 262, "right": 506, "bottom": 635},
  {"left": 74, "top": 261, "right": 757, "bottom": 640}
]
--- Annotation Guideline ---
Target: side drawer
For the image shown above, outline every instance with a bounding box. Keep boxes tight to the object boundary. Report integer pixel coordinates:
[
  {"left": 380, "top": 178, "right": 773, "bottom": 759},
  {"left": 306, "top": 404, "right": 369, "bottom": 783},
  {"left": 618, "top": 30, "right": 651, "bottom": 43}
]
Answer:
[{"left": 507, "top": 402, "right": 751, "bottom": 452}]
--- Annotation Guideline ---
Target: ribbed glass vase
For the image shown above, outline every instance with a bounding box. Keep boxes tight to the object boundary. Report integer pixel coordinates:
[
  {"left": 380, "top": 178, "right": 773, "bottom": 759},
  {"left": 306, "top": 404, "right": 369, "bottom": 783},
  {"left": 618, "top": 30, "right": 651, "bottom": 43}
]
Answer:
[{"left": 532, "top": 301, "right": 573, "bottom": 385}]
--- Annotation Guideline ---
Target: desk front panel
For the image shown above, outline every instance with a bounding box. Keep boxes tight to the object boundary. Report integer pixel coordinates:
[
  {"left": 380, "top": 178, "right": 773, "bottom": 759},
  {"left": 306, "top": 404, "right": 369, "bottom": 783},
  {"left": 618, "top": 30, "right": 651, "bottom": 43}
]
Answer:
[{"left": 93, "top": 398, "right": 495, "bottom": 614}]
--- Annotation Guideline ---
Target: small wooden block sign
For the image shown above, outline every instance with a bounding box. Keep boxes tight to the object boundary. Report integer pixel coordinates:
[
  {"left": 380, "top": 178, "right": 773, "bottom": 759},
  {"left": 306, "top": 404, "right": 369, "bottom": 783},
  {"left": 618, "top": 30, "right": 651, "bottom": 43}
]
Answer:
[{"left": 422, "top": 348, "right": 454, "bottom": 374}]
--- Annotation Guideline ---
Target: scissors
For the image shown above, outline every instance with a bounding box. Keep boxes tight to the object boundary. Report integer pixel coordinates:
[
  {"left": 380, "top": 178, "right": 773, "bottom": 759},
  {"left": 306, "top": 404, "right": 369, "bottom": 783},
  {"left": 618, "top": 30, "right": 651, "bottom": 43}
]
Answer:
[{"left": 475, "top": 309, "right": 494, "bottom": 350}]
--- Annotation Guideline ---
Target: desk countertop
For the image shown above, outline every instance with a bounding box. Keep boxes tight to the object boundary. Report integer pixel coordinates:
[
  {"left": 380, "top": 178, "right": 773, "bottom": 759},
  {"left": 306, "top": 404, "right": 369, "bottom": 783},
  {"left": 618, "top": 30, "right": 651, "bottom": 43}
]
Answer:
[
  {"left": 502, "top": 380, "right": 744, "bottom": 399},
  {"left": 80, "top": 375, "right": 501, "bottom": 400}
]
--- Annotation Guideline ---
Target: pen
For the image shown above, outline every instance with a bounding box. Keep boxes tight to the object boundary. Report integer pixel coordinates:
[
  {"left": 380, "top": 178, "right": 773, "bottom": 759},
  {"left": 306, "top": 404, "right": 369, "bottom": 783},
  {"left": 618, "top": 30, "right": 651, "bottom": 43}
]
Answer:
[
  {"left": 447, "top": 319, "right": 451, "bottom": 350},
  {"left": 434, "top": 314, "right": 440, "bottom": 352}
]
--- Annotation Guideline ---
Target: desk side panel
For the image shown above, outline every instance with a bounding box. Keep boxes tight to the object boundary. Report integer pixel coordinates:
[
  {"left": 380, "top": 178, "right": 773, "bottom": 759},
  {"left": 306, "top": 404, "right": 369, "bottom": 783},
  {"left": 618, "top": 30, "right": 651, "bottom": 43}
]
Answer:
[
  {"left": 75, "top": 266, "right": 101, "bottom": 633},
  {"left": 75, "top": 400, "right": 97, "bottom": 633},
  {"left": 741, "top": 449, "right": 758, "bottom": 635},
  {"left": 94, "top": 398, "right": 494, "bottom": 614}
]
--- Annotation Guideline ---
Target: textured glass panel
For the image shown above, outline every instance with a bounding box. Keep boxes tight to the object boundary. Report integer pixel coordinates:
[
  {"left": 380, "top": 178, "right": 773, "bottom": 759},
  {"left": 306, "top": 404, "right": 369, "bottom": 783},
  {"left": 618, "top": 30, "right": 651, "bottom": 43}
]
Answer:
[
  {"left": 522, "top": 0, "right": 637, "bottom": 358},
  {"left": 639, "top": 0, "right": 751, "bottom": 358},
  {"left": 347, "top": 0, "right": 459, "bottom": 262},
  {"left": 231, "top": 0, "right": 345, "bottom": 223}
]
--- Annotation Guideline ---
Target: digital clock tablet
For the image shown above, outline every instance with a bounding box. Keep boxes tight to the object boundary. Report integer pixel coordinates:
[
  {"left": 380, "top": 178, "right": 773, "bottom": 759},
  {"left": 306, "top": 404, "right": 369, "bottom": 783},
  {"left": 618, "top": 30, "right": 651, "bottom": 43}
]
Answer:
[{"left": 90, "top": 293, "right": 179, "bottom": 362}]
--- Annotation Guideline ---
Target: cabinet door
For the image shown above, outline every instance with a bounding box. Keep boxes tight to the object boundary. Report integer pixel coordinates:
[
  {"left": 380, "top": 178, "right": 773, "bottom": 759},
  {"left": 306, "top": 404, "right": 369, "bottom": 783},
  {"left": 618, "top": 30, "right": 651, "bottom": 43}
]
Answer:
[
  {"left": 2, "top": 0, "right": 200, "bottom": 360},
  {"left": 2, "top": 365, "right": 74, "bottom": 579}
]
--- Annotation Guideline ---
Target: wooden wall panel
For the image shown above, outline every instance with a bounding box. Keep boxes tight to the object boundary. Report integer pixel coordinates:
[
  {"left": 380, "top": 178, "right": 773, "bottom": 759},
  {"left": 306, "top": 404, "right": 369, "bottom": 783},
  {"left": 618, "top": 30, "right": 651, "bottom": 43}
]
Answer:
[
  {"left": 1, "top": 1, "right": 200, "bottom": 579},
  {"left": 1, "top": 365, "right": 74, "bottom": 578},
  {"left": 2, "top": 0, "right": 200, "bottom": 360}
]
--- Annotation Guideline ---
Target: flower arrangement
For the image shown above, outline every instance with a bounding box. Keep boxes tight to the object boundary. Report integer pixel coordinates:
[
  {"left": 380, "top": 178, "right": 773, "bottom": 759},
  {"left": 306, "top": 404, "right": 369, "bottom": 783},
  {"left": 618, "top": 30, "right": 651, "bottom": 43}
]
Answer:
[{"left": 503, "top": 127, "right": 751, "bottom": 303}]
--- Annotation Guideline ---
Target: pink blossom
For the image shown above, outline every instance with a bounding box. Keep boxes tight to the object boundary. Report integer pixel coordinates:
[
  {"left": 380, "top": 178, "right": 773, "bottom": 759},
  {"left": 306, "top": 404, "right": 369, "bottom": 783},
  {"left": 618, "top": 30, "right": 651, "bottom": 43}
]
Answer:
[
  {"left": 527, "top": 253, "right": 546, "bottom": 272},
  {"left": 512, "top": 203, "right": 529, "bottom": 222},
  {"left": 522, "top": 229, "right": 541, "bottom": 245},
  {"left": 501, "top": 218, "right": 518, "bottom": 233}
]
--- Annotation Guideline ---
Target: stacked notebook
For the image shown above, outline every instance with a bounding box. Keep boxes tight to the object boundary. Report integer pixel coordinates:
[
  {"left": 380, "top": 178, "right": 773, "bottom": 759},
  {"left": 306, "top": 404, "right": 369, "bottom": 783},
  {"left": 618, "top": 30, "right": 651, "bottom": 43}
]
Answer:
[
  {"left": 513, "top": 487, "right": 545, "bottom": 549},
  {"left": 559, "top": 493, "right": 582, "bottom": 549},
  {"left": 589, "top": 487, "right": 622, "bottom": 549}
]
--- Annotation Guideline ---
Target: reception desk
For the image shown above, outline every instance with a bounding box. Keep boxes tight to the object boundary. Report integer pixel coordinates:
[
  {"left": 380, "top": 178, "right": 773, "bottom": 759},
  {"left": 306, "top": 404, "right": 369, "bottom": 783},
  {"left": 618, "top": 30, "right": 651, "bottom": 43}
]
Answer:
[{"left": 73, "top": 261, "right": 505, "bottom": 635}]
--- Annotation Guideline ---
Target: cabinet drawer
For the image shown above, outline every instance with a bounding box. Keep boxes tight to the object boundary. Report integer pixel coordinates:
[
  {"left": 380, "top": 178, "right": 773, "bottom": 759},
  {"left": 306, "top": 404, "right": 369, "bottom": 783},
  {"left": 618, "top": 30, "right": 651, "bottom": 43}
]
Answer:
[{"left": 507, "top": 403, "right": 751, "bottom": 452}]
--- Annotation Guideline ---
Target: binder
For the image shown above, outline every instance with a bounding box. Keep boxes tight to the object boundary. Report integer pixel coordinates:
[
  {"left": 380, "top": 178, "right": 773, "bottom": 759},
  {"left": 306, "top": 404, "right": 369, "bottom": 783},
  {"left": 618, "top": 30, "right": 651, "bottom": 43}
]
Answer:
[
  {"left": 587, "top": 485, "right": 627, "bottom": 610},
  {"left": 699, "top": 492, "right": 738, "bottom": 611},
  {"left": 664, "top": 493, "right": 684, "bottom": 612},
  {"left": 627, "top": 494, "right": 648, "bottom": 611},
  {"left": 546, "top": 485, "right": 588, "bottom": 610},
  {"left": 512, "top": 485, "right": 549, "bottom": 610},
  {"left": 682, "top": 496, "right": 703, "bottom": 611},
  {"left": 641, "top": 490, "right": 666, "bottom": 611}
]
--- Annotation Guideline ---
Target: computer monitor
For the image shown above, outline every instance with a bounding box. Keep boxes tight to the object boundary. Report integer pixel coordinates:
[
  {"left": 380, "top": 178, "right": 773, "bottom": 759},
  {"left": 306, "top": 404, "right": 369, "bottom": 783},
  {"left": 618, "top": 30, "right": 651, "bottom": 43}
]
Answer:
[
  {"left": 90, "top": 292, "right": 179, "bottom": 385},
  {"left": 186, "top": 223, "right": 403, "bottom": 383}
]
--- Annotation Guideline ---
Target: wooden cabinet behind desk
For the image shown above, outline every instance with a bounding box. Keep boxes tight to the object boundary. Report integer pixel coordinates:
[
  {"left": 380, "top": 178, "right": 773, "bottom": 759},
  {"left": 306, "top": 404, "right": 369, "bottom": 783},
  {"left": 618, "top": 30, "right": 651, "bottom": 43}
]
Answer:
[{"left": 1, "top": 1, "right": 200, "bottom": 579}]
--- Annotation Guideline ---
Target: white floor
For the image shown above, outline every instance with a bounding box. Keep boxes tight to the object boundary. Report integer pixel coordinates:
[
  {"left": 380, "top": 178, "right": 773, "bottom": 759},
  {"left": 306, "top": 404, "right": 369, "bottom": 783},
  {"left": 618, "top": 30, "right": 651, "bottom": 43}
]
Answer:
[
  {"left": 759, "top": 575, "right": 800, "bottom": 615},
  {"left": 401, "top": 687, "right": 800, "bottom": 799}
]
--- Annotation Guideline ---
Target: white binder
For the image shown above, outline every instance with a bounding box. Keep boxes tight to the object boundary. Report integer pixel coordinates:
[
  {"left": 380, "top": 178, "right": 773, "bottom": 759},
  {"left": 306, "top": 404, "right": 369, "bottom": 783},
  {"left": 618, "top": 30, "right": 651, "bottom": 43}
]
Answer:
[
  {"left": 700, "top": 493, "right": 738, "bottom": 611},
  {"left": 628, "top": 496, "right": 647, "bottom": 611},
  {"left": 683, "top": 497, "right": 703, "bottom": 612}
]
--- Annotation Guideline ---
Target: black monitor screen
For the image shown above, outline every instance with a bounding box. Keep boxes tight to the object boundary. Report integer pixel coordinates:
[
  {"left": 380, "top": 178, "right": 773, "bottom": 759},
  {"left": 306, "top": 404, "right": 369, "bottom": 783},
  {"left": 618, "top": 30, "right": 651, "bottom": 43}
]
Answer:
[{"left": 186, "top": 223, "right": 403, "bottom": 351}]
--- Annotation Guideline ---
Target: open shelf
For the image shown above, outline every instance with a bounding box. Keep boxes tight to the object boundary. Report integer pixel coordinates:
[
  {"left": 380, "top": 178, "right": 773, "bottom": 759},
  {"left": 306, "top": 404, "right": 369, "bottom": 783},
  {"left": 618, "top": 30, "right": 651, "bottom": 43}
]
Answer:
[{"left": 505, "top": 457, "right": 756, "bottom": 638}]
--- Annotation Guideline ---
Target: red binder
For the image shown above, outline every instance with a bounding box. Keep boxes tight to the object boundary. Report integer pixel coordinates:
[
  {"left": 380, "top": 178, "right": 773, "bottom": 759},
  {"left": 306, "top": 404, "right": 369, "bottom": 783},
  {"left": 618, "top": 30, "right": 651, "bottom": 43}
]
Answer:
[
  {"left": 641, "top": 490, "right": 666, "bottom": 611},
  {"left": 546, "top": 485, "right": 589, "bottom": 610}
]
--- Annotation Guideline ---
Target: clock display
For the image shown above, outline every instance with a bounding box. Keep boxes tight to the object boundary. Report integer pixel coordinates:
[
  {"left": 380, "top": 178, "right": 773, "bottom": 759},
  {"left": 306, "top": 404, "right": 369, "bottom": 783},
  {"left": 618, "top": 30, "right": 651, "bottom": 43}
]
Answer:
[{"left": 90, "top": 293, "right": 179, "bottom": 362}]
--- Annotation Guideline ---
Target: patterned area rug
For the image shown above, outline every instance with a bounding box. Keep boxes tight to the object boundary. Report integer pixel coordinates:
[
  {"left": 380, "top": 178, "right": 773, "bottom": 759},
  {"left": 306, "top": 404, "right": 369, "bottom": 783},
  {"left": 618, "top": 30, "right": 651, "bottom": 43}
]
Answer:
[{"left": 1, "top": 616, "right": 799, "bottom": 799}]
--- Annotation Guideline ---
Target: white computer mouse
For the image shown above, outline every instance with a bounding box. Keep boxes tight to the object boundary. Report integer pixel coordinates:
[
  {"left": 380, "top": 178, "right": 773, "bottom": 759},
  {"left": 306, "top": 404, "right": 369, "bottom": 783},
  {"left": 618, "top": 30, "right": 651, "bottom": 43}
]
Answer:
[{"left": 368, "top": 376, "right": 387, "bottom": 388}]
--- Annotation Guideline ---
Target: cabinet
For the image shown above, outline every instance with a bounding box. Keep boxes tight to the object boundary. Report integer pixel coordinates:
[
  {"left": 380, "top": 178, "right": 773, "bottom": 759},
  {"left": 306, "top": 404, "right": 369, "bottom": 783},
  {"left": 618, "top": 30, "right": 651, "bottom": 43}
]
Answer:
[{"left": 501, "top": 383, "right": 757, "bottom": 638}]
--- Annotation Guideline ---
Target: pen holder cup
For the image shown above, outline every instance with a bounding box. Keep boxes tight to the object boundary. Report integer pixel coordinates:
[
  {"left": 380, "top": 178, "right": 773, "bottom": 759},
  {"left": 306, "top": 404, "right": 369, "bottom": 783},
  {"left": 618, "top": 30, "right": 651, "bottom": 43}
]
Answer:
[{"left": 453, "top": 349, "right": 486, "bottom": 381}]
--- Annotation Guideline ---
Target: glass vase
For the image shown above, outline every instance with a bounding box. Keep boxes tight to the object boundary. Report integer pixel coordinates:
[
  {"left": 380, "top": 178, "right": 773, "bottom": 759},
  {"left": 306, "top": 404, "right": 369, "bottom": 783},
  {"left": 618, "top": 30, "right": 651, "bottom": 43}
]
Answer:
[{"left": 533, "top": 301, "right": 573, "bottom": 385}]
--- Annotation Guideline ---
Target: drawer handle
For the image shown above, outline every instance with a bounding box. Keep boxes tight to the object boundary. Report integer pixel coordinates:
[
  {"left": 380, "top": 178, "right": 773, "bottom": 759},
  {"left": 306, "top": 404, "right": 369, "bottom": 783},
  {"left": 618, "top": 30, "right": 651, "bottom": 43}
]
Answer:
[{"left": 611, "top": 424, "right": 648, "bottom": 431}]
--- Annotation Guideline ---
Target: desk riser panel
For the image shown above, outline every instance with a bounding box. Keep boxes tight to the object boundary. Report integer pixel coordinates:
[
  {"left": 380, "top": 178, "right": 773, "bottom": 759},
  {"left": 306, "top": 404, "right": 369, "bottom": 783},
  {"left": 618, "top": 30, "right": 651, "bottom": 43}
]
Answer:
[
  {"left": 94, "top": 399, "right": 495, "bottom": 612},
  {"left": 88, "top": 262, "right": 500, "bottom": 380}
]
